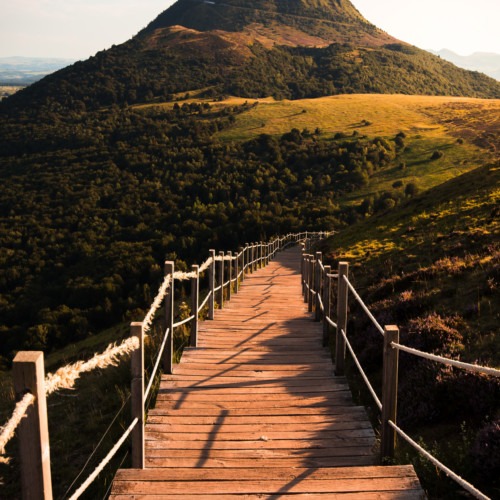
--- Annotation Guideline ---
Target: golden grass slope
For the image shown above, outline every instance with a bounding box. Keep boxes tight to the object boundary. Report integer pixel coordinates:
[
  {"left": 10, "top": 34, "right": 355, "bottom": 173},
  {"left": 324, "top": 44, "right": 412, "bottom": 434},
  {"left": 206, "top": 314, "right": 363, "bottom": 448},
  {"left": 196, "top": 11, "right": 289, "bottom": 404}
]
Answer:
[{"left": 216, "top": 94, "right": 500, "bottom": 147}]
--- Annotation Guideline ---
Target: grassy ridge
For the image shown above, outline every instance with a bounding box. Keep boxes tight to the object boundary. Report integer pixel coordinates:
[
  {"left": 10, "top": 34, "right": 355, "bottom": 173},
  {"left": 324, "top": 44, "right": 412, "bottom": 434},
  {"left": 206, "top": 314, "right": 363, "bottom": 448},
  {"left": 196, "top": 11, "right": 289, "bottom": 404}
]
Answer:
[{"left": 318, "top": 162, "right": 499, "bottom": 497}]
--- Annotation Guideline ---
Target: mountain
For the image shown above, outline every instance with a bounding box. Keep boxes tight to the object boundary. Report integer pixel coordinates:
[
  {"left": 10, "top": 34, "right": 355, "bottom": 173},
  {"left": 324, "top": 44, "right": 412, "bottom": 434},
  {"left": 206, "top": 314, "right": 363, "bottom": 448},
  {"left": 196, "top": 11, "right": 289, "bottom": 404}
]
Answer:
[
  {"left": 0, "top": 56, "right": 75, "bottom": 85},
  {"left": 433, "top": 49, "right": 500, "bottom": 81},
  {"left": 2, "top": 0, "right": 500, "bottom": 117},
  {"left": 141, "top": 0, "right": 396, "bottom": 48}
]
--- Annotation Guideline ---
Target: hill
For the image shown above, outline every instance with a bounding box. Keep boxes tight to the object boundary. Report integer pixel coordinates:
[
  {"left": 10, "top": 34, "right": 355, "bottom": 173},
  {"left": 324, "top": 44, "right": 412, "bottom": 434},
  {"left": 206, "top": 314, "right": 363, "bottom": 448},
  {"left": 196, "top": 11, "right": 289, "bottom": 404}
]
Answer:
[
  {"left": 318, "top": 159, "right": 500, "bottom": 497},
  {"left": 2, "top": 0, "right": 500, "bottom": 118}
]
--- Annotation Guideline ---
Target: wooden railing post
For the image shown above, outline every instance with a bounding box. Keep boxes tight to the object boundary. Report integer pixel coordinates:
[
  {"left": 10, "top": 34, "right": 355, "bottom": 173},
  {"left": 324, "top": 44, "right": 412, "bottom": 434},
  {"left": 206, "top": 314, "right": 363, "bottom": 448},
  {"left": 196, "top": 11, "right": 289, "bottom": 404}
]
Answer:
[
  {"left": 218, "top": 251, "right": 224, "bottom": 308},
  {"left": 249, "top": 244, "right": 254, "bottom": 274},
  {"left": 323, "top": 265, "right": 332, "bottom": 347},
  {"left": 242, "top": 245, "right": 247, "bottom": 282},
  {"left": 190, "top": 265, "right": 199, "bottom": 347},
  {"left": 381, "top": 325, "right": 400, "bottom": 462},
  {"left": 303, "top": 254, "right": 309, "bottom": 304},
  {"left": 301, "top": 251, "right": 305, "bottom": 297},
  {"left": 164, "top": 261, "right": 174, "bottom": 374},
  {"left": 208, "top": 250, "right": 215, "bottom": 320},
  {"left": 314, "top": 251, "right": 322, "bottom": 322},
  {"left": 335, "top": 262, "right": 349, "bottom": 376},
  {"left": 308, "top": 255, "right": 314, "bottom": 313},
  {"left": 130, "top": 321, "right": 145, "bottom": 469},
  {"left": 13, "top": 351, "right": 53, "bottom": 500},
  {"left": 227, "top": 251, "right": 232, "bottom": 301},
  {"left": 236, "top": 247, "right": 242, "bottom": 293}
]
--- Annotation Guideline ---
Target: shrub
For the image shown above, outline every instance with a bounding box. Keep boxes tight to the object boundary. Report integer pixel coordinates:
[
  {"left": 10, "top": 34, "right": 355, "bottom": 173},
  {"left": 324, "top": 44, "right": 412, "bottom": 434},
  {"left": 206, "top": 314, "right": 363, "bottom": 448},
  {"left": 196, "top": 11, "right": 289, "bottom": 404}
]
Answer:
[
  {"left": 470, "top": 420, "right": 500, "bottom": 482},
  {"left": 431, "top": 150, "right": 444, "bottom": 160},
  {"left": 405, "top": 182, "right": 419, "bottom": 197},
  {"left": 403, "top": 313, "right": 464, "bottom": 355}
]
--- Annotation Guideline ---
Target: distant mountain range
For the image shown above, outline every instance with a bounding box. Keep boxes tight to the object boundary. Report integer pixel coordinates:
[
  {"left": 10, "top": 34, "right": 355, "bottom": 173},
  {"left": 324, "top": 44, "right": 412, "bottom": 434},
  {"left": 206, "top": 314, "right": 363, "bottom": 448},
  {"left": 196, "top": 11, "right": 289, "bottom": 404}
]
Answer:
[
  {"left": 432, "top": 50, "right": 500, "bottom": 81},
  {"left": 0, "top": 56, "right": 75, "bottom": 85}
]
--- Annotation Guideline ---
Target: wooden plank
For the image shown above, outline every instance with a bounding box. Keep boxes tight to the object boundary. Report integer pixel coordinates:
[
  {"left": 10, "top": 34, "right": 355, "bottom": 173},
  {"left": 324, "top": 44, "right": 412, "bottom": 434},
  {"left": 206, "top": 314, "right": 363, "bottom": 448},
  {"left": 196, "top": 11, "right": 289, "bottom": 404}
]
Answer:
[
  {"left": 145, "top": 429, "right": 376, "bottom": 441},
  {"left": 115, "top": 465, "right": 419, "bottom": 481},
  {"left": 110, "top": 493, "right": 426, "bottom": 500},
  {"left": 147, "top": 414, "right": 370, "bottom": 425},
  {"left": 111, "top": 477, "right": 422, "bottom": 494},
  {"left": 145, "top": 437, "right": 376, "bottom": 450},
  {"left": 148, "top": 405, "right": 369, "bottom": 417},
  {"left": 145, "top": 456, "right": 377, "bottom": 468}
]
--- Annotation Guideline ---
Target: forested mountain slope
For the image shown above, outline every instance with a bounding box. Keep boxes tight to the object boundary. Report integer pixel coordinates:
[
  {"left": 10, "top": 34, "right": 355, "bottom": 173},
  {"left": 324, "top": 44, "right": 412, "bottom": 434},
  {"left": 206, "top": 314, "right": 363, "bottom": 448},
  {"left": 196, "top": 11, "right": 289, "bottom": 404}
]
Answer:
[{"left": 2, "top": 0, "right": 500, "bottom": 118}]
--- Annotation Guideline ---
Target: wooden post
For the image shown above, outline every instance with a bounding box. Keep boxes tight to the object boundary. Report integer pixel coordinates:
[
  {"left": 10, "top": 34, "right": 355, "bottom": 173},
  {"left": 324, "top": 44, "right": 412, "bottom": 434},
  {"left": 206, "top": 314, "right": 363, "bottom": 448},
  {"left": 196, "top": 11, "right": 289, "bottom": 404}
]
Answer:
[
  {"left": 335, "top": 262, "right": 349, "bottom": 376},
  {"left": 314, "top": 251, "right": 322, "bottom": 322},
  {"left": 208, "top": 250, "right": 215, "bottom": 320},
  {"left": 164, "top": 261, "right": 174, "bottom": 374},
  {"left": 381, "top": 325, "right": 400, "bottom": 462},
  {"left": 323, "top": 265, "right": 332, "bottom": 347},
  {"left": 227, "top": 251, "right": 232, "bottom": 301},
  {"left": 308, "top": 255, "right": 314, "bottom": 313},
  {"left": 303, "top": 255, "right": 309, "bottom": 304},
  {"left": 242, "top": 245, "right": 247, "bottom": 282},
  {"left": 236, "top": 247, "right": 242, "bottom": 293},
  {"left": 190, "top": 265, "right": 199, "bottom": 347},
  {"left": 301, "top": 252, "right": 305, "bottom": 297},
  {"left": 218, "top": 251, "right": 224, "bottom": 308},
  {"left": 13, "top": 352, "right": 53, "bottom": 500},
  {"left": 130, "top": 322, "right": 145, "bottom": 469}
]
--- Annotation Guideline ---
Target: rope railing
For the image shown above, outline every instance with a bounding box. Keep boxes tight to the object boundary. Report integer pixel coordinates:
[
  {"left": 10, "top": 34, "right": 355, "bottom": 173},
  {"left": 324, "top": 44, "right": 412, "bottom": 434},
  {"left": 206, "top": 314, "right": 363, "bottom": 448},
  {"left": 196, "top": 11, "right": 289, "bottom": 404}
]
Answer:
[
  {"left": 3, "top": 230, "right": 331, "bottom": 498},
  {"left": 68, "top": 418, "right": 138, "bottom": 500},
  {"left": 343, "top": 275, "right": 385, "bottom": 336},
  {"left": 340, "top": 328, "right": 382, "bottom": 411},
  {"left": 392, "top": 342, "right": 500, "bottom": 378},
  {"left": 144, "top": 327, "right": 170, "bottom": 401},
  {"left": 173, "top": 315, "right": 195, "bottom": 329},
  {"left": 388, "top": 421, "right": 490, "bottom": 500},
  {"left": 198, "top": 291, "right": 211, "bottom": 313},
  {"left": 0, "top": 393, "right": 35, "bottom": 461},
  {"left": 303, "top": 249, "right": 497, "bottom": 500}
]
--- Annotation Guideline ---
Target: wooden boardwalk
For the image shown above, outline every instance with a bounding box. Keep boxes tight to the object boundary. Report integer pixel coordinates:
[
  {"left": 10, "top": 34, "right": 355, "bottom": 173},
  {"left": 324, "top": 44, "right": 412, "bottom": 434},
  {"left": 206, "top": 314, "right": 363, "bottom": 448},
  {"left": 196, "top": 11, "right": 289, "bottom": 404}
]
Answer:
[{"left": 110, "top": 247, "right": 425, "bottom": 499}]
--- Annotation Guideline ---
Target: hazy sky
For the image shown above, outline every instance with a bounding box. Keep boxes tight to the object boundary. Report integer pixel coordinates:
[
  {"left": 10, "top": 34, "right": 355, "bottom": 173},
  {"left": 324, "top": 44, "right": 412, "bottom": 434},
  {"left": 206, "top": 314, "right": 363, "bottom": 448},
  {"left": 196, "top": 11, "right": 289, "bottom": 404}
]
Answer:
[{"left": 0, "top": 0, "right": 498, "bottom": 60}]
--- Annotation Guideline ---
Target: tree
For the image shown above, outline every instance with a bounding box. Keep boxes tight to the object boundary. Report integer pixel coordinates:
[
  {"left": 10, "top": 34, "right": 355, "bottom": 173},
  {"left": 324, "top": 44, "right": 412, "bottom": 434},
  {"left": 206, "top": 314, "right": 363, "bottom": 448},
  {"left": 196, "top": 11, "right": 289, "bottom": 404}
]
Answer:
[{"left": 405, "top": 182, "right": 419, "bottom": 197}]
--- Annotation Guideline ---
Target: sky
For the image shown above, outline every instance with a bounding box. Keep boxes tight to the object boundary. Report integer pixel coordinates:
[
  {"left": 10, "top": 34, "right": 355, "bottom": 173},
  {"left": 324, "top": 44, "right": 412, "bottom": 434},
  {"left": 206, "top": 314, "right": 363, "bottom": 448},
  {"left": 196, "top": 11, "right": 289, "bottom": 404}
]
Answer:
[{"left": 0, "top": 0, "right": 499, "bottom": 60}]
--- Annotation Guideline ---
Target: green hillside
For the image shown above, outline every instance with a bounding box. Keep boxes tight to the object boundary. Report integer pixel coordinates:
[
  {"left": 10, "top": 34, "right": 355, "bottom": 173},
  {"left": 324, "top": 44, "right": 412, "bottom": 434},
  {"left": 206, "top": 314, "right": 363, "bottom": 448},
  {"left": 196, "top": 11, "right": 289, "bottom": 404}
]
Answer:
[{"left": 318, "top": 161, "right": 500, "bottom": 497}]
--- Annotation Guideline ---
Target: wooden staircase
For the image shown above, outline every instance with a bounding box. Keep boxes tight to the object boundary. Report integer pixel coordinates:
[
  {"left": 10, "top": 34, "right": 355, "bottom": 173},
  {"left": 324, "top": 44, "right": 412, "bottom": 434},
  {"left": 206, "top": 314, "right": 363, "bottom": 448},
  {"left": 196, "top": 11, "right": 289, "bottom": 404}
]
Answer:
[{"left": 110, "top": 247, "right": 425, "bottom": 499}]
